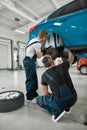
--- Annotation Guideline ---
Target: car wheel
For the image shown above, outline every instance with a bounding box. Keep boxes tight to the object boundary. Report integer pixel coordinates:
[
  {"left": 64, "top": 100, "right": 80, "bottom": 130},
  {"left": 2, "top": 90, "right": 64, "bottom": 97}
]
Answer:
[
  {"left": 80, "top": 66, "right": 87, "bottom": 75},
  {"left": 0, "top": 90, "right": 24, "bottom": 112}
]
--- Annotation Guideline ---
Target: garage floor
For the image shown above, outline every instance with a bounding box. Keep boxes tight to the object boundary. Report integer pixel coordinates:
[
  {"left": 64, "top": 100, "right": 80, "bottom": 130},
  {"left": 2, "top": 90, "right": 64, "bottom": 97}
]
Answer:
[{"left": 0, "top": 65, "right": 87, "bottom": 130}]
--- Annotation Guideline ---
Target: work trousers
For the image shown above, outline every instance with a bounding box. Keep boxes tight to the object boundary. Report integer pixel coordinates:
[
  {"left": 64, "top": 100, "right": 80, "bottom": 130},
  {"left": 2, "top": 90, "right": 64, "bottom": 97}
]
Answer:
[
  {"left": 37, "top": 85, "right": 77, "bottom": 115},
  {"left": 23, "top": 56, "right": 38, "bottom": 100}
]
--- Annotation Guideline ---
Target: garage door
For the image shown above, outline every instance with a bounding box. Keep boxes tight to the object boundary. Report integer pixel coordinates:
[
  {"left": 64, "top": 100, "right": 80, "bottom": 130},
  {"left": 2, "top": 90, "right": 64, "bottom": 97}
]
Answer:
[
  {"left": 17, "top": 41, "right": 26, "bottom": 69},
  {"left": 0, "top": 38, "right": 12, "bottom": 69}
]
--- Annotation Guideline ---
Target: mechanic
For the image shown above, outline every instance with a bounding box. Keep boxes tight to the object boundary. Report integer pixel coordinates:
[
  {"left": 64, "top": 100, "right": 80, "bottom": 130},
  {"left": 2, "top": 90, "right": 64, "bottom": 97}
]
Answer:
[
  {"left": 23, "top": 30, "right": 48, "bottom": 103},
  {"left": 37, "top": 51, "right": 77, "bottom": 122}
]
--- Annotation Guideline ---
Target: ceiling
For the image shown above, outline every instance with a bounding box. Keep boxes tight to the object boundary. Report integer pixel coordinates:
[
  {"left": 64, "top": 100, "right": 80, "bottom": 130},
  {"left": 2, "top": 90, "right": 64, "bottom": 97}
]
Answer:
[{"left": 0, "top": 0, "right": 73, "bottom": 34}]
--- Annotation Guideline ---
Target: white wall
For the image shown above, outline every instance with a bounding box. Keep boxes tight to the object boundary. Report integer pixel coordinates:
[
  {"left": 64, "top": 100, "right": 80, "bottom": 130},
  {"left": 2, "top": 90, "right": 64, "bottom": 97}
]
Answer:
[
  {"left": 0, "top": 25, "right": 28, "bottom": 69},
  {"left": 0, "top": 25, "right": 28, "bottom": 45}
]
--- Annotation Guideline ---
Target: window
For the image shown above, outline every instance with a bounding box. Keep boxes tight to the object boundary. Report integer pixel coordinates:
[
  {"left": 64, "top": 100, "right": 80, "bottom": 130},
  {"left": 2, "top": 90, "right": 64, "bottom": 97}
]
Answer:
[{"left": 47, "top": 0, "right": 87, "bottom": 20}]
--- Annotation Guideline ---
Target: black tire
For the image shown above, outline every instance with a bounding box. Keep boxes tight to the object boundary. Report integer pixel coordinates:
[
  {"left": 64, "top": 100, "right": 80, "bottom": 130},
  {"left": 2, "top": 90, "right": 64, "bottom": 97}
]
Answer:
[
  {"left": 0, "top": 90, "right": 24, "bottom": 112},
  {"left": 80, "top": 66, "right": 87, "bottom": 75}
]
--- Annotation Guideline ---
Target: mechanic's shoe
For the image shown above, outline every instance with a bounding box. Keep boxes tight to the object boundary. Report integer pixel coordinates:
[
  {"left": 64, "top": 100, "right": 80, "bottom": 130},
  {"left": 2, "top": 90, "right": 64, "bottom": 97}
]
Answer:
[
  {"left": 65, "top": 107, "right": 71, "bottom": 113},
  {"left": 52, "top": 111, "right": 65, "bottom": 122},
  {"left": 27, "top": 97, "right": 37, "bottom": 104}
]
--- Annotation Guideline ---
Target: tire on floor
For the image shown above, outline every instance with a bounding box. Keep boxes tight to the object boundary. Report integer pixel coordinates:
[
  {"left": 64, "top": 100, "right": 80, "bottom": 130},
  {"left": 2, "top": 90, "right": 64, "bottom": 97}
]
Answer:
[{"left": 0, "top": 90, "right": 24, "bottom": 112}]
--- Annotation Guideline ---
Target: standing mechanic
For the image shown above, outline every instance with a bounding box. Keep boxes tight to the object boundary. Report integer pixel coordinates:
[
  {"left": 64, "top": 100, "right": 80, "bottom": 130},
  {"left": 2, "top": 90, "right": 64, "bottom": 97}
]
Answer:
[
  {"left": 37, "top": 51, "right": 77, "bottom": 122},
  {"left": 23, "top": 30, "right": 48, "bottom": 102}
]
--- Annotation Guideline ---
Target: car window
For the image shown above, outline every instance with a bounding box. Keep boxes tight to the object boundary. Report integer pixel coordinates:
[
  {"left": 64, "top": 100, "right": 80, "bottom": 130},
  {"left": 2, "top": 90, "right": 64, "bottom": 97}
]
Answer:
[{"left": 47, "top": 0, "right": 87, "bottom": 20}]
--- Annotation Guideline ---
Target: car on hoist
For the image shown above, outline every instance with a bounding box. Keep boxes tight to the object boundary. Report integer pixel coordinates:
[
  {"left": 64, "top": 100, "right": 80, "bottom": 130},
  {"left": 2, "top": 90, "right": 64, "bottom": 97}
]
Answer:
[{"left": 29, "top": 0, "right": 87, "bottom": 64}]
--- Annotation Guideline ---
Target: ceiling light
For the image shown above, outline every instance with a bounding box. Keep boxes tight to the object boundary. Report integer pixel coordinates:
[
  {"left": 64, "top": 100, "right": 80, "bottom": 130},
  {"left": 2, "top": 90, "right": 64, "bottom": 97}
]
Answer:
[
  {"left": 14, "top": 17, "right": 20, "bottom": 22},
  {"left": 15, "top": 29, "right": 25, "bottom": 34}
]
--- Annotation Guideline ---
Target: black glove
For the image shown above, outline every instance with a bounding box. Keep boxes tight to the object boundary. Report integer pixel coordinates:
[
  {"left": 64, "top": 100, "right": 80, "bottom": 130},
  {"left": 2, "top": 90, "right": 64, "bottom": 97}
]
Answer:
[
  {"left": 41, "top": 48, "right": 47, "bottom": 55},
  {"left": 41, "top": 46, "right": 52, "bottom": 55}
]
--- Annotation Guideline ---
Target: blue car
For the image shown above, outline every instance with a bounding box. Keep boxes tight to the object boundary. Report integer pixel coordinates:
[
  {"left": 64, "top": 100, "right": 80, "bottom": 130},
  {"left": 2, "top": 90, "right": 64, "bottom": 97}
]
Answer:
[{"left": 29, "top": 0, "right": 87, "bottom": 57}]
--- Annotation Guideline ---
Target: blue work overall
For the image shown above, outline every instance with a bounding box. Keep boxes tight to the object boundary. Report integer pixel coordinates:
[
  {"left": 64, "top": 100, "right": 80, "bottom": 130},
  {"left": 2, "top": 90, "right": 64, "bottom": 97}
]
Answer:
[
  {"left": 37, "top": 65, "right": 77, "bottom": 116},
  {"left": 23, "top": 56, "right": 38, "bottom": 100},
  {"left": 37, "top": 86, "right": 77, "bottom": 116}
]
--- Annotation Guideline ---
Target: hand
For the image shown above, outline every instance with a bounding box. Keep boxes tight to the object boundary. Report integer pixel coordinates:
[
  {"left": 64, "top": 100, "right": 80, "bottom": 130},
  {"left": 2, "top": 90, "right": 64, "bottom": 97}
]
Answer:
[{"left": 36, "top": 52, "right": 43, "bottom": 58}]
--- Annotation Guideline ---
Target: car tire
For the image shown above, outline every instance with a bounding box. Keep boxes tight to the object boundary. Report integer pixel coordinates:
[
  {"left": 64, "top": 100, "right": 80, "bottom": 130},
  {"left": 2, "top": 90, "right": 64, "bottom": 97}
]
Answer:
[
  {"left": 0, "top": 90, "right": 24, "bottom": 112},
  {"left": 80, "top": 66, "right": 87, "bottom": 75}
]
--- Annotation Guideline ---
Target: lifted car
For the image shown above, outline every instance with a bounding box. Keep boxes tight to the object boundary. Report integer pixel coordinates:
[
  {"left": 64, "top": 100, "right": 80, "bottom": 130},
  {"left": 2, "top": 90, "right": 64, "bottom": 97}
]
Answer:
[{"left": 29, "top": 0, "right": 87, "bottom": 58}]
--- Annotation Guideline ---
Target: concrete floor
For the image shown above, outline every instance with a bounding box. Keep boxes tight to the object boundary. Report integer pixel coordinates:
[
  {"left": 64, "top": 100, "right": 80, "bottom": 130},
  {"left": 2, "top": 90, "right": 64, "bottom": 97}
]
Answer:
[{"left": 0, "top": 65, "right": 87, "bottom": 130}]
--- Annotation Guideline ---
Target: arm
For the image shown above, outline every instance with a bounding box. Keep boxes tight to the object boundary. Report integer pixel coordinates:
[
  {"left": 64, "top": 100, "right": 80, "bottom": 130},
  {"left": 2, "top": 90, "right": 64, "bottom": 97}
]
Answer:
[
  {"left": 36, "top": 51, "right": 43, "bottom": 58},
  {"left": 34, "top": 43, "right": 43, "bottom": 58},
  {"left": 42, "top": 85, "right": 48, "bottom": 95}
]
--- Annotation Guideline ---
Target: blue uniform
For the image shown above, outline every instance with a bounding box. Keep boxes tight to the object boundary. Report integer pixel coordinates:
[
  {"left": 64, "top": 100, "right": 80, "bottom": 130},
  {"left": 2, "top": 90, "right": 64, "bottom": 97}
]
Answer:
[
  {"left": 23, "top": 38, "right": 41, "bottom": 100},
  {"left": 37, "top": 61, "right": 77, "bottom": 115}
]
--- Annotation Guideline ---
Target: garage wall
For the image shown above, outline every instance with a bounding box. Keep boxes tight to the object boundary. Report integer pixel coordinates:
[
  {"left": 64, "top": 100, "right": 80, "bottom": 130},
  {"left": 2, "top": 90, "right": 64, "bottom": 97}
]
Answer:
[
  {"left": 0, "top": 25, "right": 28, "bottom": 43},
  {"left": 17, "top": 41, "right": 26, "bottom": 69},
  {"left": 0, "top": 25, "right": 28, "bottom": 70},
  {"left": 0, "top": 38, "right": 12, "bottom": 69}
]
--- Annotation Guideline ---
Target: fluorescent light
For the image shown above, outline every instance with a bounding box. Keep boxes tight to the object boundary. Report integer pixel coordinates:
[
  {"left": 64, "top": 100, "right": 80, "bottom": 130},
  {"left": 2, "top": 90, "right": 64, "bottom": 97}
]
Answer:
[{"left": 15, "top": 29, "right": 26, "bottom": 34}]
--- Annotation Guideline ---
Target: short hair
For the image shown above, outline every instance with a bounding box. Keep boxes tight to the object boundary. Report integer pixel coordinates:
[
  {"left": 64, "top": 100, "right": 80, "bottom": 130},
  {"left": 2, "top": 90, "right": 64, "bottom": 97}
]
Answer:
[
  {"left": 42, "top": 55, "right": 52, "bottom": 67},
  {"left": 46, "top": 48, "right": 58, "bottom": 60},
  {"left": 38, "top": 30, "right": 48, "bottom": 39}
]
